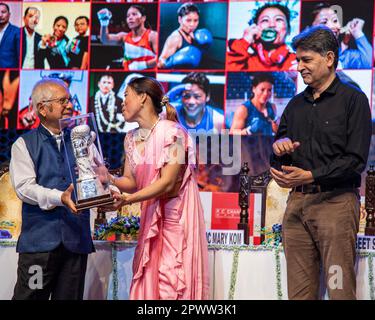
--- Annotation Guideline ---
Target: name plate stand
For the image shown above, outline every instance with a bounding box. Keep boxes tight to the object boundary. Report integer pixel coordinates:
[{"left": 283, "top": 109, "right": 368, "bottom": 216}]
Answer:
[
  {"left": 238, "top": 162, "right": 250, "bottom": 244},
  {"left": 365, "top": 165, "right": 375, "bottom": 235}
]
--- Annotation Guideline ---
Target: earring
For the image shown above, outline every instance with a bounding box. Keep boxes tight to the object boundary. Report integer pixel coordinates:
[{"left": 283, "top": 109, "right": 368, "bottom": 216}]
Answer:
[{"left": 140, "top": 103, "right": 144, "bottom": 108}]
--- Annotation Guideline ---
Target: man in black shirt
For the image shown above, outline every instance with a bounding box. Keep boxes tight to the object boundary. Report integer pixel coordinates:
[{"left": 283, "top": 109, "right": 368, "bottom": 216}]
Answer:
[{"left": 270, "top": 26, "right": 371, "bottom": 299}]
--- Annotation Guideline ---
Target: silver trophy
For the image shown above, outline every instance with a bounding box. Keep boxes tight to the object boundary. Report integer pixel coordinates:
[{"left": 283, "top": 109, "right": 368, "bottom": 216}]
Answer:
[
  {"left": 60, "top": 113, "right": 114, "bottom": 210},
  {"left": 71, "top": 125, "right": 102, "bottom": 201}
]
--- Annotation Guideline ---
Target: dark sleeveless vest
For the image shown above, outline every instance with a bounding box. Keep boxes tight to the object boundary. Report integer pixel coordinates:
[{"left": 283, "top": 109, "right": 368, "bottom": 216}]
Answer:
[{"left": 17, "top": 125, "right": 94, "bottom": 254}]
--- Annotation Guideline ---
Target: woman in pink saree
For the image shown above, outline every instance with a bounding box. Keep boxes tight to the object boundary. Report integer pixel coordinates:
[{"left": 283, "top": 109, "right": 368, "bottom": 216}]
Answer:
[{"left": 104, "top": 76, "right": 209, "bottom": 300}]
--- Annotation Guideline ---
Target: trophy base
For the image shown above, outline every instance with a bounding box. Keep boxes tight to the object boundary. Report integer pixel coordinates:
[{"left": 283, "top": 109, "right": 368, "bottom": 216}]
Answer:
[
  {"left": 365, "top": 226, "right": 375, "bottom": 236},
  {"left": 76, "top": 194, "right": 114, "bottom": 211}
]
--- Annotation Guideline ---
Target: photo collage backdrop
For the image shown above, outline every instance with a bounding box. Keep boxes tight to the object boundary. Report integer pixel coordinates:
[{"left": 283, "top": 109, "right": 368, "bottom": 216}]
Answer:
[{"left": 0, "top": 0, "right": 374, "bottom": 193}]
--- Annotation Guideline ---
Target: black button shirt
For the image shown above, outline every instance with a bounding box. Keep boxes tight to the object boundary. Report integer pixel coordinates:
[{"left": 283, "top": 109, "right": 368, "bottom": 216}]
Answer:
[{"left": 271, "top": 76, "right": 372, "bottom": 187}]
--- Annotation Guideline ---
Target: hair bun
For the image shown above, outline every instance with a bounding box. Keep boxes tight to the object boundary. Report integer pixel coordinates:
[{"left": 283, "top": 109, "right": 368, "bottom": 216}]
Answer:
[{"left": 160, "top": 95, "right": 169, "bottom": 107}]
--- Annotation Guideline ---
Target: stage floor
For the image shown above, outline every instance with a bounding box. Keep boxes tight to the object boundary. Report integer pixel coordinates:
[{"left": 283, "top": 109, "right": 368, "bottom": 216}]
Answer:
[{"left": 0, "top": 241, "right": 373, "bottom": 300}]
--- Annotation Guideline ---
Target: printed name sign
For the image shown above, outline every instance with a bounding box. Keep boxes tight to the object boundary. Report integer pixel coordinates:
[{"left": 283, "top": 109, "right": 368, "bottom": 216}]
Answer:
[
  {"left": 206, "top": 229, "right": 244, "bottom": 246},
  {"left": 356, "top": 235, "right": 375, "bottom": 252}
]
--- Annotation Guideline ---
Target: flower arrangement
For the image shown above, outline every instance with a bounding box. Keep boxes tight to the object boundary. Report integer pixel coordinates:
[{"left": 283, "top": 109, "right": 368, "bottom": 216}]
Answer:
[
  {"left": 261, "top": 223, "right": 282, "bottom": 247},
  {"left": 0, "top": 221, "right": 16, "bottom": 239},
  {"left": 94, "top": 215, "right": 140, "bottom": 241}
]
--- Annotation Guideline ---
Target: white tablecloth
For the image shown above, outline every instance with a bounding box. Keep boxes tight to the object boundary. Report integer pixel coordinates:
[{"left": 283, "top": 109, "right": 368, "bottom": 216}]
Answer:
[{"left": 0, "top": 241, "right": 373, "bottom": 300}]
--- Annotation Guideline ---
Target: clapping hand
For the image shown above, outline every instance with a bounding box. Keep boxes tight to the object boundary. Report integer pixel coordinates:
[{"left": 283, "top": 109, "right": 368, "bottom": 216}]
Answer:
[
  {"left": 272, "top": 137, "right": 300, "bottom": 156},
  {"left": 270, "top": 166, "right": 314, "bottom": 188}
]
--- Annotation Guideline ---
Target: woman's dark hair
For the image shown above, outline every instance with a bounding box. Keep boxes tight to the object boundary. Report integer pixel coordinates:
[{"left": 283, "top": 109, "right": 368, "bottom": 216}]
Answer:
[
  {"left": 53, "top": 16, "right": 69, "bottom": 27},
  {"left": 182, "top": 72, "right": 210, "bottom": 96},
  {"left": 128, "top": 77, "right": 179, "bottom": 123},
  {"left": 252, "top": 73, "right": 275, "bottom": 87},
  {"left": 311, "top": 2, "right": 332, "bottom": 25},
  {"left": 128, "top": 5, "right": 146, "bottom": 17},
  {"left": 127, "top": 5, "right": 151, "bottom": 29},
  {"left": 177, "top": 3, "right": 200, "bottom": 18},
  {"left": 253, "top": 3, "right": 291, "bottom": 33},
  {"left": 292, "top": 25, "right": 339, "bottom": 69}
]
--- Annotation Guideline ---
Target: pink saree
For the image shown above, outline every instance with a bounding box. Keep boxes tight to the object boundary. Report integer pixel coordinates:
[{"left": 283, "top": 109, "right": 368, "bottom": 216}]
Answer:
[{"left": 125, "top": 119, "right": 209, "bottom": 300}]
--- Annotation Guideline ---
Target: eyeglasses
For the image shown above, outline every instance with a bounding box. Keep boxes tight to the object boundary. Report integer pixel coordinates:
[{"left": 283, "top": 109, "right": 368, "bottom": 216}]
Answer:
[{"left": 41, "top": 96, "right": 73, "bottom": 106}]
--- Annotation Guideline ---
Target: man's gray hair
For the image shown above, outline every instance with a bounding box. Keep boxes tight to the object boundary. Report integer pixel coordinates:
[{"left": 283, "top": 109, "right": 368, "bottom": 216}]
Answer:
[{"left": 31, "top": 78, "right": 68, "bottom": 115}]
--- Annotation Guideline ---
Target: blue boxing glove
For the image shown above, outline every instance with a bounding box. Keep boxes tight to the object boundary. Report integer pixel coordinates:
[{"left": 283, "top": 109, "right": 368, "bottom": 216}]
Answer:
[
  {"left": 164, "top": 45, "right": 202, "bottom": 69},
  {"left": 97, "top": 8, "right": 112, "bottom": 27},
  {"left": 193, "top": 28, "right": 213, "bottom": 50},
  {"left": 166, "top": 84, "right": 187, "bottom": 102}
]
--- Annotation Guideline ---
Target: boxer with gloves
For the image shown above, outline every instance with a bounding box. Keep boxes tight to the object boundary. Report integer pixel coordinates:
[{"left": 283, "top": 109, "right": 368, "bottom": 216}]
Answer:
[
  {"left": 98, "top": 5, "right": 157, "bottom": 70},
  {"left": 163, "top": 28, "right": 212, "bottom": 68},
  {"left": 158, "top": 3, "right": 213, "bottom": 69}
]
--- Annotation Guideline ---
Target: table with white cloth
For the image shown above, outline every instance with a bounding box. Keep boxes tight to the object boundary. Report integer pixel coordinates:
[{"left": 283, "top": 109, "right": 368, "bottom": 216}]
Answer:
[{"left": 0, "top": 241, "right": 374, "bottom": 300}]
